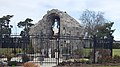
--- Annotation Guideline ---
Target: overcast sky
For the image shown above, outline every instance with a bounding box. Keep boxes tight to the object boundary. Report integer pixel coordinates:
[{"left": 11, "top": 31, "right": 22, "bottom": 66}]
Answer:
[{"left": 0, "top": 0, "right": 120, "bottom": 40}]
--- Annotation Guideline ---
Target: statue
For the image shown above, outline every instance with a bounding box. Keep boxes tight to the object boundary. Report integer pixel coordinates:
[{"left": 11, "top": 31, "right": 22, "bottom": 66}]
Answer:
[{"left": 52, "top": 19, "right": 59, "bottom": 35}]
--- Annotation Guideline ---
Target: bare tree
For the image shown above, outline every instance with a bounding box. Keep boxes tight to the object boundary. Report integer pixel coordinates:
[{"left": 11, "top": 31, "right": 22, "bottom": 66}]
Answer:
[{"left": 80, "top": 9, "right": 107, "bottom": 38}]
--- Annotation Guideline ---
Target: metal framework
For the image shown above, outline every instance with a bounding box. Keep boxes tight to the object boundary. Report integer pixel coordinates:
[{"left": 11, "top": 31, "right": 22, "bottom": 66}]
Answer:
[{"left": 0, "top": 34, "right": 113, "bottom": 65}]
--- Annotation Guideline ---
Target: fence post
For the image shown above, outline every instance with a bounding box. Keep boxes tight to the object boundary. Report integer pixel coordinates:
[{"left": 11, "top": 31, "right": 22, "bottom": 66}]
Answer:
[
  {"left": 57, "top": 37, "right": 60, "bottom": 65},
  {"left": 0, "top": 36, "right": 2, "bottom": 48},
  {"left": 93, "top": 35, "right": 96, "bottom": 63},
  {"left": 110, "top": 35, "right": 113, "bottom": 56}
]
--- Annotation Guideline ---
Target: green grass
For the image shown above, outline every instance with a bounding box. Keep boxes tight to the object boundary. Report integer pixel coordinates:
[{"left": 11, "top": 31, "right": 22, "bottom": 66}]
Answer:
[
  {"left": 83, "top": 49, "right": 120, "bottom": 56},
  {"left": 113, "top": 49, "right": 120, "bottom": 56},
  {"left": 0, "top": 48, "right": 22, "bottom": 55},
  {"left": 0, "top": 48, "right": 120, "bottom": 56},
  {"left": 83, "top": 48, "right": 92, "bottom": 57}
]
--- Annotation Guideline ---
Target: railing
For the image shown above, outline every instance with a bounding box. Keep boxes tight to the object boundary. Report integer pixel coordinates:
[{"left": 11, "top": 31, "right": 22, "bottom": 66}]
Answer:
[{"left": 0, "top": 35, "right": 113, "bottom": 66}]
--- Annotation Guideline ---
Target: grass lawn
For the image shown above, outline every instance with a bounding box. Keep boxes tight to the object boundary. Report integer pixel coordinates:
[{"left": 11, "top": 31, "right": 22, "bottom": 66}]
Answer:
[
  {"left": 0, "top": 48, "right": 22, "bottom": 55},
  {"left": 113, "top": 49, "right": 120, "bottom": 56},
  {"left": 83, "top": 49, "right": 120, "bottom": 57},
  {"left": 0, "top": 48, "right": 120, "bottom": 56}
]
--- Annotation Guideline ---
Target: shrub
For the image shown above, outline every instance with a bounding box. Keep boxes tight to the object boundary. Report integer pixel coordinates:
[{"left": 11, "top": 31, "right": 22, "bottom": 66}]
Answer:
[
  {"left": 113, "top": 43, "right": 120, "bottom": 49},
  {"left": 98, "top": 55, "right": 120, "bottom": 64},
  {"left": 26, "top": 44, "right": 34, "bottom": 54},
  {"left": 97, "top": 49, "right": 111, "bottom": 57},
  {"left": 90, "top": 49, "right": 112, "bottom": 63},
  {"left": 113, "top": 55, "right": 120, "bottom": 63},
  {"left": 22, "top": 54, "right": 30, "bottom": 63},
  {"left": 8, "top": 61, "right": 18, "bottom": 66},
  {"left": 98, "top": 56, "right": 112, "bottom": 63},
  {"left": 5, "top": 53, "right": 15, "bottom": 61},
  {"left": 73, "top": 49, "right": 84, "bottom": 58}
]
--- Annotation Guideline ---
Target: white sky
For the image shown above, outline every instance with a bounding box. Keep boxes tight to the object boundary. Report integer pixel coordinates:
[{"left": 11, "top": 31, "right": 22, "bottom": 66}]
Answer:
[{"left": 0, "top": 0, "right": 120, "bottom": 40}]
